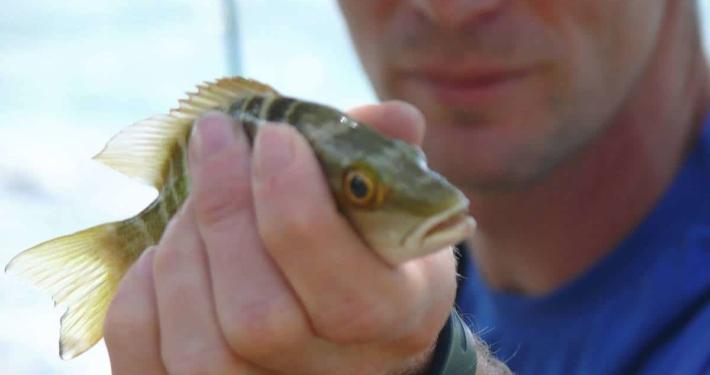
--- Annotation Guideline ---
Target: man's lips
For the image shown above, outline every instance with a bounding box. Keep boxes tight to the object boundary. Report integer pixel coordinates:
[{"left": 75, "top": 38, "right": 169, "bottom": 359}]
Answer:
[{"left": 400, "top": 65, "right": 534, "bottom": 105}]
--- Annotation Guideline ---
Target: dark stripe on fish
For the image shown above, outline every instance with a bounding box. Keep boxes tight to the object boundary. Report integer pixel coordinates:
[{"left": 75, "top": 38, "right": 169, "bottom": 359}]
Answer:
[
  {"left": 244, "top": 96, "right": 265, "bottom": 119},
  {"left": 228, "top": 96, "right": 265, "bottom": 140},
  {"left": 266, "top": 97, "right": 297, "bottom": 123}
]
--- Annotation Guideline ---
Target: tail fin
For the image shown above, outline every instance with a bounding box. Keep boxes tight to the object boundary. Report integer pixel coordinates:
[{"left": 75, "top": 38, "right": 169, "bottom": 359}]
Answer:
[{"left": 5, "top": 221, "right": 135, "bottom": 359}]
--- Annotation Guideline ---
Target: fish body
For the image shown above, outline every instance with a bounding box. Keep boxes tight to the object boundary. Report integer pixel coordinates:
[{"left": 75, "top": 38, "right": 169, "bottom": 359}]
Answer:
[{"left": 5, "top": 77, "right": 474, "bottom": 359}]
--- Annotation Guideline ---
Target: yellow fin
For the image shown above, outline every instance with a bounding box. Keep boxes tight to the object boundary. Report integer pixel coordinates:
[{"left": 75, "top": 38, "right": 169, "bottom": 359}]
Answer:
[
  {"left": 93, "top": 77, "right": 280, "bottom": 189},
  {"left": 6, "top": 222, "right": 132, "bottom": 359}
]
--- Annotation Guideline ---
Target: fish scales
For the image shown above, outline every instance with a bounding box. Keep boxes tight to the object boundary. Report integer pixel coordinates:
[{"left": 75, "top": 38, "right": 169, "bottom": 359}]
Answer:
[
  {"left": 5, "top": 77, "right": 474, "bottom": 360},
  {"left": 123, "top": 135, "right": 191, "bottom": 256}
]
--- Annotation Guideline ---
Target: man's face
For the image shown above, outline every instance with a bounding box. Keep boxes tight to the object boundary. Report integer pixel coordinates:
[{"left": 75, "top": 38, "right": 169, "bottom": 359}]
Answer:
[{"left": 338, "top": 0, "right": 666, "bottom": 190}]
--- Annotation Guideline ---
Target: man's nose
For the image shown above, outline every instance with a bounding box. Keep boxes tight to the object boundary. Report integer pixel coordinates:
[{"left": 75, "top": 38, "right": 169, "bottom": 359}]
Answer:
[{"left": 411, "top": 0, "right": 505, "bottom": 27}]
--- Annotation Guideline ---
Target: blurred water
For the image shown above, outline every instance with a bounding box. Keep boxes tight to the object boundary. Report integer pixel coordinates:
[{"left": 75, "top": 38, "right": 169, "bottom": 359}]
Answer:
[{"left": 1, "top": 1, "right": 709, "bottom": 374}]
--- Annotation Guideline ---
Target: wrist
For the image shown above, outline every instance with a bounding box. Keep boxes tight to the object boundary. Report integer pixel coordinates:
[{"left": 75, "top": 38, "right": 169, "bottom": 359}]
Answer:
[
  {"left": 393, "top": 309, "right": 478, "bottom": 375},
  {"left": 426, "top": 309, "right": 478, "bottom": 375}
]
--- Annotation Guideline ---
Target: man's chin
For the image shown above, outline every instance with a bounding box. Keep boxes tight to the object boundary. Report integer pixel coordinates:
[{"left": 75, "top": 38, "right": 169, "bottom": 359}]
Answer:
[{"left": 424, "top": 127, "right": 559, "bottom": 192}]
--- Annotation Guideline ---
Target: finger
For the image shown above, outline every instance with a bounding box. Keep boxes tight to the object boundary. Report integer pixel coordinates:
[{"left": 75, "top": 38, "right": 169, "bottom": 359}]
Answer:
[
  {"left": 188, "top": 112, "right": 345, "bottom": 374},
  {"left": 252, "top": 124, "right": 452, "bottom": 345},
  {"left": 152, "top": 201, "right": 260, "bottom": 375},
  {"left": 105, "top": 247, "right": 168, "bottom": 375},
  {"left": 347, "top": 100, "right": 426, "bottom": 145}
]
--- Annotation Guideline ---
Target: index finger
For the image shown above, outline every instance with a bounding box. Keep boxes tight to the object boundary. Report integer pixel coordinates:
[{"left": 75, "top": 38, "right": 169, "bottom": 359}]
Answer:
[{"left": 251, "top": 124, "right": 456, "bottom": 346}]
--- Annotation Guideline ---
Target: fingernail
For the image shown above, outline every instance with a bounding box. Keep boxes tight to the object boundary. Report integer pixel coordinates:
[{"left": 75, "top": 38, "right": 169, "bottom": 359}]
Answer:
[
  {"left": 191, "top": 112, "right": 239, "bottom": 163},
  {"left": 253, "top": 124, "right": 295, "bottom": 179}
]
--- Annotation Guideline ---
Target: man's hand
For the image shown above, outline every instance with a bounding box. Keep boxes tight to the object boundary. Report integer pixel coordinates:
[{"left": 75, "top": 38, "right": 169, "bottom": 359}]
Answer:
[{"left": 103, "top": 101, "right": 458, "bottom": 375}]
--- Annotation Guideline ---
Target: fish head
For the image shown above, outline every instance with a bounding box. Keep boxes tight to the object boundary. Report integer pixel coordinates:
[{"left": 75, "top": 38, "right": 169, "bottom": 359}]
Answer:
[{"left": 321, "top": 116, "right": 476, "bottom": 265}]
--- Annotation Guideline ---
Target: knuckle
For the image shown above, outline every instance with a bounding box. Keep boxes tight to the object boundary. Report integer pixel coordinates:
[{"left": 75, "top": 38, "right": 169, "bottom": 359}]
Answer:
[
  {"left": 151, "top": 247, "right": 200, "bottom": 299},
  {"left": 194, "top": 179, "right": 251, "bottom": 228},
  {"left": 221, "top": 298, "right": 302, "bottom": 360},
  {"left": 313, "top": 296, "right": 391, "bottom": 343},
  {"left": 162, "top": 346, "right": 235, "bottom": 375},
  {"left": 152, "top": 244, "right": 178, "bottom": 274},
  {"left": 104, "top": 298, "right": 148, "bottom": 349},
  {"left": 155, "top": 221, "right": 197, "bottom": 264},
  {"left": 264, "top": 209, "right": 333, "bottom": 249}
]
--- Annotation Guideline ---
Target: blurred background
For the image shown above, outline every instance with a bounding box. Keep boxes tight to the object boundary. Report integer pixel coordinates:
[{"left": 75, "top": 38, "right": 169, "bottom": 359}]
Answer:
[{"left": 0, "top": 1, "right": 709, "bottom": 374}]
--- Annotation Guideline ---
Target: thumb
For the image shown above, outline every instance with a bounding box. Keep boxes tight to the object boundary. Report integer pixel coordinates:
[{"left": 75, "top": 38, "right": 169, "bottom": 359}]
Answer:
[{"left": 348, "top": 100, "right": 426, "bottom": 146}]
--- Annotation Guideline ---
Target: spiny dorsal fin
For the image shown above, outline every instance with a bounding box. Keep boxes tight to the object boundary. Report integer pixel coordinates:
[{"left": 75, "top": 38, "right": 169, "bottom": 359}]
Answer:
[{"left": 93, "top": 77, "right": 279, "bottom": 189}]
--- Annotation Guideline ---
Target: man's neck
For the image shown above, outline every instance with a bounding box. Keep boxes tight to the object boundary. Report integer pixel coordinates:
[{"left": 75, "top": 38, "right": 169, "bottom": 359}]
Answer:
[{"left": 467, "top": 3, "right": 710, "bottom": 295}]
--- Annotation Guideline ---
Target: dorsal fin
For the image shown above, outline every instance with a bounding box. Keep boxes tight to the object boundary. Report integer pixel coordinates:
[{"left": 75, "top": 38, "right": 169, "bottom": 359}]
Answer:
[{"left": 93, "top": 77, "right": 279, "bottom": 189}]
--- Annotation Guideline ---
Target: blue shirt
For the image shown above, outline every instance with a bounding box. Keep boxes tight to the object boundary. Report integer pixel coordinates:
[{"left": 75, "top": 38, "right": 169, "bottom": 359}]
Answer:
[{"left": 457, "top": 115, "right": 710, "bottom": 374}]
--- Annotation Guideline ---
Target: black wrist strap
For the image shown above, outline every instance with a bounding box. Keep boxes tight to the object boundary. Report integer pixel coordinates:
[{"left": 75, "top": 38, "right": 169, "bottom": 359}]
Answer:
[{"left": 428, "top": 309, "right": 477, "bottom": 375}]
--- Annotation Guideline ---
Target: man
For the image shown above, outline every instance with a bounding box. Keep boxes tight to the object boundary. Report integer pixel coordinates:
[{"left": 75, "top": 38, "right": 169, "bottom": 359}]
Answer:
[{"left": 103, "top": 0, "right": 710, "bottom": 374}]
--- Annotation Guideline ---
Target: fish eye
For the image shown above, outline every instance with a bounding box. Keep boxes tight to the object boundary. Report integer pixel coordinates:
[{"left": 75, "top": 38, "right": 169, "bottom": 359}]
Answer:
[
  {"left": 349, "top": 174, "right": 370, "bottom": 199},
  {"left": 343, "top": 167, "right": 381, "bottom": 208}
]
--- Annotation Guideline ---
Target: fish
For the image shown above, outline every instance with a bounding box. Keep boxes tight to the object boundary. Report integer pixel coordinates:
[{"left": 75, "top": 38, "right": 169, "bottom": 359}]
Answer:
[{"left": 5, "top": 77, "right": 475, "bottom": 359}]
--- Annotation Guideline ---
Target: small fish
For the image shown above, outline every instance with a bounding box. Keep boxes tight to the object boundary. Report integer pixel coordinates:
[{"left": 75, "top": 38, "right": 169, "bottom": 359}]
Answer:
[{"left": 5, "top": 77, "right": 475, "bottom": 359}]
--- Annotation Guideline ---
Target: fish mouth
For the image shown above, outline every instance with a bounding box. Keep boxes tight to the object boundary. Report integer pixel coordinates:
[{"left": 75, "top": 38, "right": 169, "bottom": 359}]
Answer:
[{"left": 402, "top": 200, "right": 476, "bottom": 255}]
